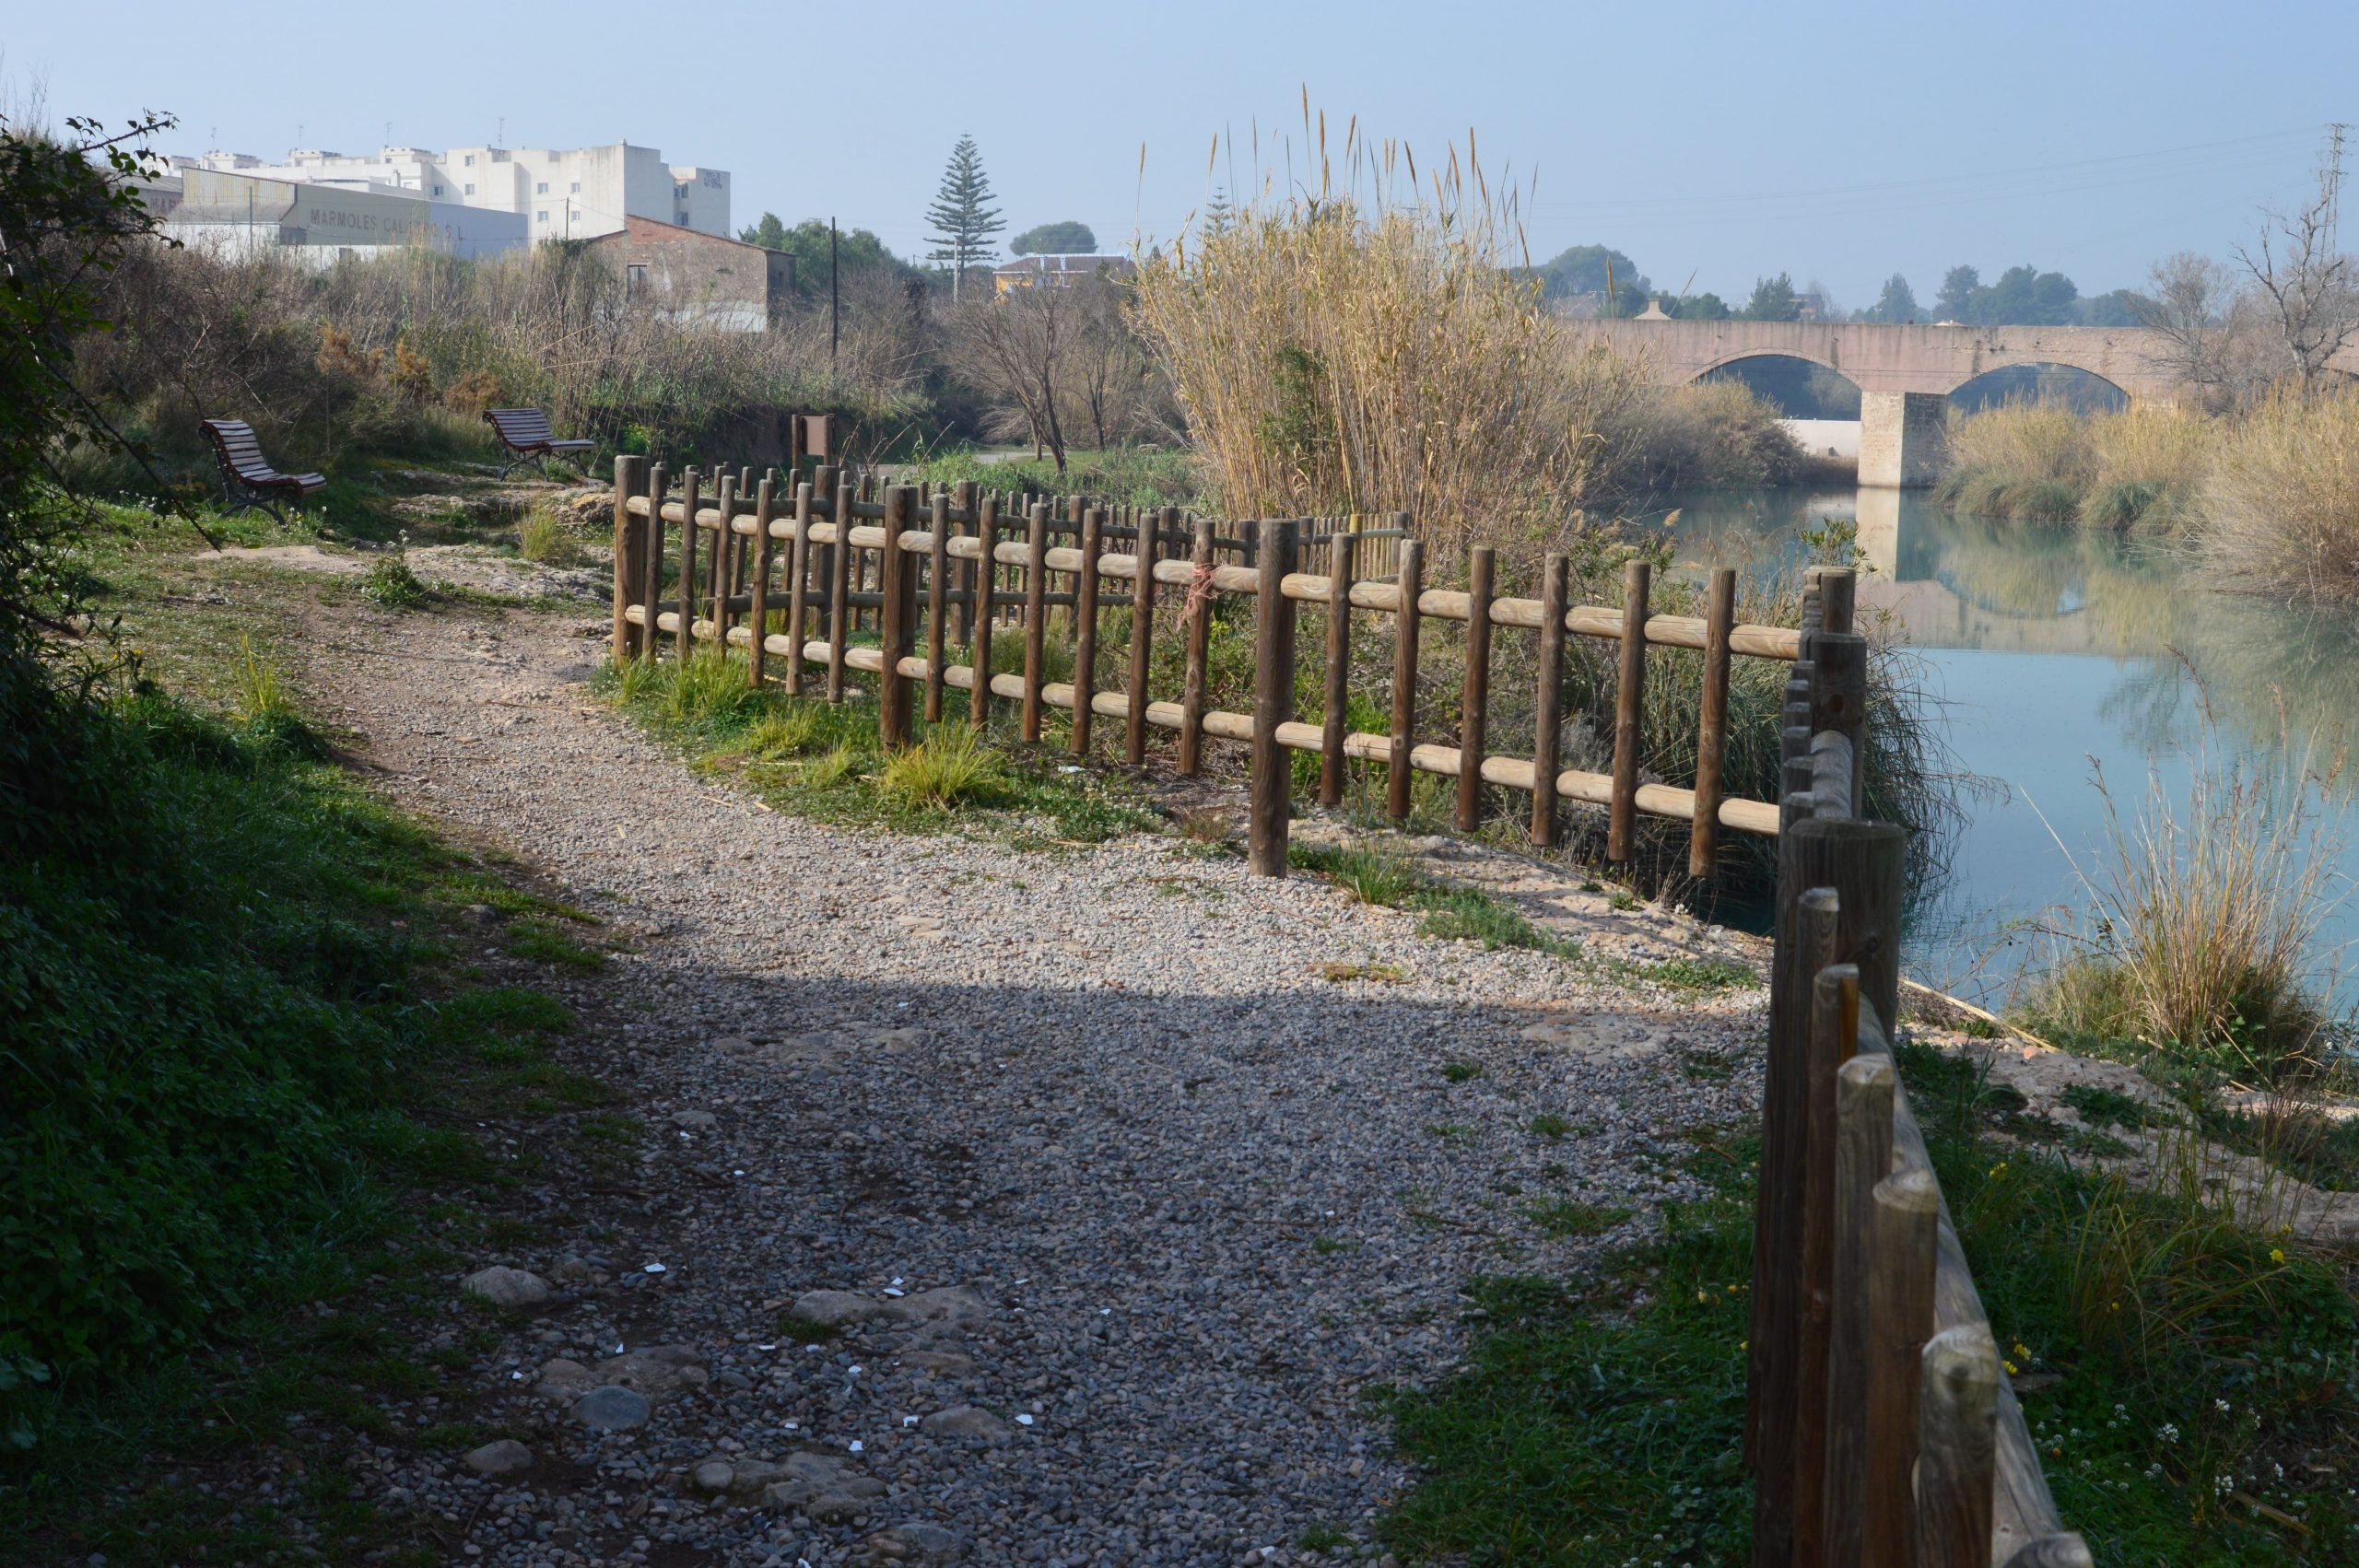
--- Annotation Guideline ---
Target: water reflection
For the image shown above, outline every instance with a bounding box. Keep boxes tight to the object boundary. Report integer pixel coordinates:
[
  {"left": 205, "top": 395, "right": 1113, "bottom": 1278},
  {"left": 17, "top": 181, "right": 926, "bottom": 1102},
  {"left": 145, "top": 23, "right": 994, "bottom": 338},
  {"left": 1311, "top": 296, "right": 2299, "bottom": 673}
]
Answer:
[{"left": 1664, "top": 488, "right": 2359, "bottom": 1005}]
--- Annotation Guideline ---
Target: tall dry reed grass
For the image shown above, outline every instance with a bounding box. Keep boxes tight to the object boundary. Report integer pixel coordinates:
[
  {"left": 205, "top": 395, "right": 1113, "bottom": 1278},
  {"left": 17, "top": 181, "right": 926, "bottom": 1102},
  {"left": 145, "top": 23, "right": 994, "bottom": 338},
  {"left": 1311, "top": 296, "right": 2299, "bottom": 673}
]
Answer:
[
  {"left": 2201, "top": 389, "right": 2359, "bottom": 604},
  {"left": 1939, "top": 399, "right": 2213, "bottom": 532},
  {"left": 1130, "top": 123, "right": 1640, "bottom": 563},
  {"left": 2029, "top": 737, "right": 2348, "bottom": 1082}
]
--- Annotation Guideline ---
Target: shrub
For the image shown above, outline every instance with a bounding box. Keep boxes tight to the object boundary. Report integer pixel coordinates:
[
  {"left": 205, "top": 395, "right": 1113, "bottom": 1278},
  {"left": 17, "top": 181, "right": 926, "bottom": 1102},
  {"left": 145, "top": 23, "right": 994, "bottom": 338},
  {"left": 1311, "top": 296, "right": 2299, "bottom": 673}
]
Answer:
[
  {"left": 877, "top": 724, "right": 1007, "bottom": 810},
  {"left": 2025, "top": 739, "right": 2343, "bottom": 1082},
  {"left": 515, "top": 502, "right": 581, "bottom": 565},
  {"left": 2201, "top": 388, "right": 2359, "bottom": 604},
  {"left": 358, "top": 553, "right": 431, "bottom": 610}
]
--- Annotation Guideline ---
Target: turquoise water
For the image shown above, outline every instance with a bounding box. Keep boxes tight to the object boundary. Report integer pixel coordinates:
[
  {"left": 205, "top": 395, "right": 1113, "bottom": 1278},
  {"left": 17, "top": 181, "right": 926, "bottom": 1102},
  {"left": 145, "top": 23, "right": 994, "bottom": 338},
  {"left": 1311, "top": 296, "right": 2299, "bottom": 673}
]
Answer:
[{"left": 1663, "top": 487, "right": 2359, "bottom": 1009}]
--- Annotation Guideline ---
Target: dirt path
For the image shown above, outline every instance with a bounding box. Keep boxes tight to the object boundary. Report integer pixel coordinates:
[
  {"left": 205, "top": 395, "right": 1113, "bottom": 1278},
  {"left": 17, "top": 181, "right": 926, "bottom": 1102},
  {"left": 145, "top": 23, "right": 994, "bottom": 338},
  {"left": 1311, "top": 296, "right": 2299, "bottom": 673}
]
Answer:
[{"left": 293, "top": 591, "right": 1769, "bottom": 1567}]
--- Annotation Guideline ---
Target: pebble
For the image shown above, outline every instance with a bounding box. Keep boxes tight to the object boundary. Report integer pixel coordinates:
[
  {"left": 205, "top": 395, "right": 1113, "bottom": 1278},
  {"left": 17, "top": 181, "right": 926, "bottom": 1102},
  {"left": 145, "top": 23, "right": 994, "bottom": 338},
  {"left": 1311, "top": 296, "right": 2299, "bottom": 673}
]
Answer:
[
  {"left": 460, "top": 1265, "right": 552, "bottom": 1308},
  {"left": 570, "top": 1386, "right": 651, "bottom": 1431},
  {"left": 462, "top": 1439, "right": 534, "bottom": 1477}
]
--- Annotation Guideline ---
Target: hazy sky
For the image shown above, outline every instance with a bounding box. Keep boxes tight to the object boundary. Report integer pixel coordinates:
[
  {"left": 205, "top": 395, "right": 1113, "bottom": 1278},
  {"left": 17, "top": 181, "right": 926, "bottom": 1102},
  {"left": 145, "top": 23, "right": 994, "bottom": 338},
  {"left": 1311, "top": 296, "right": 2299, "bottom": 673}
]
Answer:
[{"left": 9, "top": 0, "right": 2353, "bottom": 305}]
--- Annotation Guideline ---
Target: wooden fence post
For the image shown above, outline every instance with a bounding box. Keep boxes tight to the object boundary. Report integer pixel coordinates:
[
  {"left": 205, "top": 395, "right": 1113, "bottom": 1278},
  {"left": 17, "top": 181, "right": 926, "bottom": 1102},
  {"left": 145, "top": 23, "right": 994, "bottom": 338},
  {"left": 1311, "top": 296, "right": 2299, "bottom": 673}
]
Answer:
[
  {"left": 925, "top": 492, "right": 950, "bottom": 723},
  {"left": 1125, "top": 506, "right": 1165, "bottom": 766},
  {"left": 1690, "top": 566, "right": 1737, "bottom": 875},
  {"left": 1456, "top": 544, "right": 1495, "bottom": 832},
  {"left": 1866, "top": 1165, "right": 1940, "bottom": 1568},
  {"left": 1073, "top": 507, "right": 1104, "bottom": 755},
  {"left": 710, "top": 472, "right": 737, "bottom": 648},
  {"left": 612, "top": 454, "right": 646, "bottom": 661},
  {"left": 1022, "top": 501, "right": 1049, "bottom": 743},
  {"left": 877, "top": 486, "right": 915, "bottom": 748},
  {"left": 783, "top": 482, "right": 813, "bottom": 696},
  {"left": 1388, "top": 538, "right": 1424, "bottom": 824},
  {"left": 955, "top": 479, "right": 979, "bottom": 646},
  {"left": 1249, "top": 518, "right": 1299, "bottom": 876},
  {"left": 640, "top": 462, "right": 667, "bottom": 657},
  {"left": 1531, "top": 551, "right": 1568, "bottom": 847},
  {"left": 1825, "top": 1050, "right": 1896, "bottom": 1568},
  {"left": 1918, "top": 1324, "right": 2002, "bottom": 1568},
  {"left": 747, "top": 474, "right": 775, "bottom": 686},
  {"left": 1795, "top": 960, "right": 1861, "bottom": 1568},
  {"left": 826, "top": 474, "right": 853, "bottom": 702},
  {"left": 675, "top": 467, "right": 701, "bottom": 661},
  {"left": 1319, "top": 520, "right": 1356, "bottom": 806},
  {"left": 970, "top": 495, "right": 1000, "bottom": 732},
  {"left": 1179, "top": 516, "right": 1214, "bottom": 776},
  {"left": 1607, "top": 558, "right": 1651, "bottom": 861}
]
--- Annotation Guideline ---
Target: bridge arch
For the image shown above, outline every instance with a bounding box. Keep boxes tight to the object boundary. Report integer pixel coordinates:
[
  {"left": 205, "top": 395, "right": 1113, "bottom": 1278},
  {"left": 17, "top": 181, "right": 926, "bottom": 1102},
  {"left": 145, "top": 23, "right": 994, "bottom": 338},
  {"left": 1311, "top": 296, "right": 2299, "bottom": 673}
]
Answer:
[
  {"left": 1692, "top": 351, "right": 1863, "bottom": 419},
  {"left": 1948, "top": 361, "right": 2128, "bottom": 413}
]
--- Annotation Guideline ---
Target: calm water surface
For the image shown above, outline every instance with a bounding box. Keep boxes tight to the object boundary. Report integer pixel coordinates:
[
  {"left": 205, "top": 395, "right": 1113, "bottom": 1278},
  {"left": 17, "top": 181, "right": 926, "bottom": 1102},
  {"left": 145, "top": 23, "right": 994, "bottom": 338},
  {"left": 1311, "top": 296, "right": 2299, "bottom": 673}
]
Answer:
[{"left": 1664, "top": 487, "right": 2359, "bottom": 1008}]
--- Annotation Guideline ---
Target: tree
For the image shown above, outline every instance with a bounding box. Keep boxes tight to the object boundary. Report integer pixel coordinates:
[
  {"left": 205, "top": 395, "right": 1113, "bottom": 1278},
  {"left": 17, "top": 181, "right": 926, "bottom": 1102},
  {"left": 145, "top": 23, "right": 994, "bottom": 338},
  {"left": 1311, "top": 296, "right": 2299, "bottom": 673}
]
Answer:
[
  {"left": 1978, "top": 263, "right": 2078, "bottom": 325},
  {"left": 2077, "top": 288, "right": 2149, "bottom": 328},
  {"left": 2140, "top": 251, "right": 2249, "bottom": 405},
  {"left": 1527, "top": 243, "right": 1647, "bottom": 309},
  {"left": 1862, "top": 273, "right": 1919, "bottom": 324},
  {"left": 738, "top": 212, "right": 790, "bottom": 250},
  {"left": 2235, "top": 131, "right": 2359, "bottom": 394},
  {"left": 1010, "top": 220, "right": 1097, "bottom": 256},
  {"left": 1668, "top": 291, "right": 1731, "bottom": 321},
  {"left": 924, "top": 135, "right": 1004, "bottom": 299},
  {"left": 1741, "top": 273, "right": 1802, "bottom": 322},
  {"left": 1203, "top": 189, "right": 1236, "bottom": 236},
  {"left": 943, "top": 284, "right": 1074, "bottom": 468},
  {"left": 1933, "top": 265, "right": 1980, "bottom": 322}
]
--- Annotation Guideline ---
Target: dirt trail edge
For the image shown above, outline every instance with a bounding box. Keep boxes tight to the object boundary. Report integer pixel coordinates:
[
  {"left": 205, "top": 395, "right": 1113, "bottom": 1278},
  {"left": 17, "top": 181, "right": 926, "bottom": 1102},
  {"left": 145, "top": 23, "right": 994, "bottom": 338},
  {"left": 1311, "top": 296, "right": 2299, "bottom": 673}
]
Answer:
[{"left": 298, "top": 595, "right": 1768, "bottom": 1568}]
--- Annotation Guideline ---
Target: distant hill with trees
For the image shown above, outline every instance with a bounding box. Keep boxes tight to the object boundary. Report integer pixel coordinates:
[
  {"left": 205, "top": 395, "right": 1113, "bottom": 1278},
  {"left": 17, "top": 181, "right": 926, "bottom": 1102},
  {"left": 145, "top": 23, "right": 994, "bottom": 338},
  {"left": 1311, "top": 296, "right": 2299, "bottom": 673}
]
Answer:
[{"left": 1011, "top": 220, "right": 1098, "bottom": 255}]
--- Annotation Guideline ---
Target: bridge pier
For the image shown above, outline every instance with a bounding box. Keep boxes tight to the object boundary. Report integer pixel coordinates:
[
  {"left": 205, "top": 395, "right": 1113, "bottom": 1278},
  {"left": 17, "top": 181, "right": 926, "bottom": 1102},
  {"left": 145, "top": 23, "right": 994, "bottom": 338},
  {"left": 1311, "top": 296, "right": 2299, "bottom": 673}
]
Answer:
[{"left": 1858, "top": 392, "right": 1947, "bottom": 488}]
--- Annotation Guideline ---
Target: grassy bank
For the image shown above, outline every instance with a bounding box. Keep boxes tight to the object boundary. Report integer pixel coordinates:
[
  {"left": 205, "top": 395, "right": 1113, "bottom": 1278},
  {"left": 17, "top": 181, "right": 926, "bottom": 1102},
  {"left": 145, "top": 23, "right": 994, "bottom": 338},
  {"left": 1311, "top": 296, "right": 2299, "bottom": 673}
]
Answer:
[
  {"left": 1373, "top": 1039, "right": 2359, "bottom": 1564},
  {"left": 0, "top": 661, "right": 623, "bottom": 1548},
  {"left": 1935, "top": 392, "right": 2359, "bottom": 605}
]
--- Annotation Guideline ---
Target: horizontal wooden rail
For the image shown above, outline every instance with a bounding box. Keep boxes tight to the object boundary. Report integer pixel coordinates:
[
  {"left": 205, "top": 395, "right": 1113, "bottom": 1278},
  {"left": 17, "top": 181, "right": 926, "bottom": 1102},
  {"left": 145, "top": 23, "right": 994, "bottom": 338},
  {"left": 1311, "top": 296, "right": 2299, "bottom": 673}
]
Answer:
[{"left": 615, "top": 463, "right": 1806, "bottom": 879}]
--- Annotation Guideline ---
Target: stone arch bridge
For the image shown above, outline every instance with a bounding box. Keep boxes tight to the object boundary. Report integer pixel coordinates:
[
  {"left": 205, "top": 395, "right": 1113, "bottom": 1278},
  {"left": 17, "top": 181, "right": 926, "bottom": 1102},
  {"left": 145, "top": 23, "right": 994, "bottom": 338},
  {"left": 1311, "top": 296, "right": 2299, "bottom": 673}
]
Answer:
[{"left": 1574, "top": 320, "right": 2359, "bottom": 486}]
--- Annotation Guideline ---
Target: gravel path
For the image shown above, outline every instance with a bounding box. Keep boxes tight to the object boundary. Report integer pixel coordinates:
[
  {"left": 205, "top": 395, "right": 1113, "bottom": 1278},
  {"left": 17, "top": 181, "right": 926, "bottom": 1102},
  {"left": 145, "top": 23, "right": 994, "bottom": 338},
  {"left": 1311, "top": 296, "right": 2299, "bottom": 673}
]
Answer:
[{"left": 292, "top": 591, "right": 1771, "bottom": 1568}]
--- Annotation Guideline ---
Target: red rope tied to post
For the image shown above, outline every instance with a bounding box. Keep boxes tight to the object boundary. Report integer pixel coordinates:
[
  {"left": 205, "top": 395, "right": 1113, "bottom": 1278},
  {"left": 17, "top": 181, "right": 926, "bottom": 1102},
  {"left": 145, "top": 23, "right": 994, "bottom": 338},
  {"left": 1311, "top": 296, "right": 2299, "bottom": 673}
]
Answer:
[{"left": 1182, "top": 560, "right": 1220, "bottom": 619}]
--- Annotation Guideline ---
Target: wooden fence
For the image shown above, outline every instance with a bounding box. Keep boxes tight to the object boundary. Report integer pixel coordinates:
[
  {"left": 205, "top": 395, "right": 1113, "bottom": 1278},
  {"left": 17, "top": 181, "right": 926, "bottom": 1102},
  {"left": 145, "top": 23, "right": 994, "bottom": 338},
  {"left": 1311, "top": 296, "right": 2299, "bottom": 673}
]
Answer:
[
  {"left": 1747, "top": 578, "right": 2089, "bottom": 1568},
  {"left": 608, "top": 456, "right": 1810, "bottom": 875}
]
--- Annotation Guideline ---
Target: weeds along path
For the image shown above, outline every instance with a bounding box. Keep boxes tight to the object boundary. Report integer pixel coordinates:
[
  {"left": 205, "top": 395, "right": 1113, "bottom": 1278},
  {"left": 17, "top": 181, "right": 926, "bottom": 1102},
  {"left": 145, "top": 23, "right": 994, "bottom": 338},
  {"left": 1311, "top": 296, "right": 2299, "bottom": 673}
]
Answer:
[{"left": 296, "top": 591, "right": 1769, "bottom": 1565}]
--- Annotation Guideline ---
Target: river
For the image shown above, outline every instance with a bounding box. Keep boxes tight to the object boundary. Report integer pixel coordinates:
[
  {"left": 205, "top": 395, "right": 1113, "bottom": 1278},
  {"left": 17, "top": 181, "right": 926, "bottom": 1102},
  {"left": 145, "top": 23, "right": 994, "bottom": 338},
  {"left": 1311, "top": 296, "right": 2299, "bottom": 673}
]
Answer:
[{"left": 1663, "top": 486, "right": 2359, "bottom": 1011}]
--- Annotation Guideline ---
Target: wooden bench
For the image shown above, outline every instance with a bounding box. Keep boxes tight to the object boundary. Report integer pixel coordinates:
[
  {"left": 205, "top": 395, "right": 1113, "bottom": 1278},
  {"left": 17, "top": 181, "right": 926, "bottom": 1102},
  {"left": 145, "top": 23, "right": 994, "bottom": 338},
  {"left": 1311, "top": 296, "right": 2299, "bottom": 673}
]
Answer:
[
  {"left": 485, "top": 407, "right": 595, "bottom": 478},
  {"left": 199, "top": 419, "right": 326, "bottom": 525}
]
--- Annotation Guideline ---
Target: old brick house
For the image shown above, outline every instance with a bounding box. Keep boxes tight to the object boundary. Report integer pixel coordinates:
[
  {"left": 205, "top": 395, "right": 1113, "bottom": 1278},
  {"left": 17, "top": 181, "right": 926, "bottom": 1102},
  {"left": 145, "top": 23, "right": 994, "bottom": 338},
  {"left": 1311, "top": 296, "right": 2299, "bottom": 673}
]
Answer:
[{"left": 588, "top": 216, "right": 793, "bottom": 332}]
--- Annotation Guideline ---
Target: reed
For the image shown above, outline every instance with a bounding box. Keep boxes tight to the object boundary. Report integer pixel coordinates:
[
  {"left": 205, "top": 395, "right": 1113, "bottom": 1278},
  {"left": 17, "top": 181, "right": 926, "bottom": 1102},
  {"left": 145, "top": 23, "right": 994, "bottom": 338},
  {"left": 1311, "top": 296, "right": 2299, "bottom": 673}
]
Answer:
[
  {"left": 2025, "top": 736, "right": 2347, "bottom": 1082},
  {"left": 2200, "top": 388, "right": 2359, "bottom": 604}
]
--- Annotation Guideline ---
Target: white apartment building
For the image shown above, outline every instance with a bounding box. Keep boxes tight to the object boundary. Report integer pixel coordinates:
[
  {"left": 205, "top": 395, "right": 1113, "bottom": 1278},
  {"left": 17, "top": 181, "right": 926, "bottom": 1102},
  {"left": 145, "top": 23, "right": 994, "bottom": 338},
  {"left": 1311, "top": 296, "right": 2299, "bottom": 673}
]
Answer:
[{"left": 178, "top": 140, "right": 729, "bottom": 244}]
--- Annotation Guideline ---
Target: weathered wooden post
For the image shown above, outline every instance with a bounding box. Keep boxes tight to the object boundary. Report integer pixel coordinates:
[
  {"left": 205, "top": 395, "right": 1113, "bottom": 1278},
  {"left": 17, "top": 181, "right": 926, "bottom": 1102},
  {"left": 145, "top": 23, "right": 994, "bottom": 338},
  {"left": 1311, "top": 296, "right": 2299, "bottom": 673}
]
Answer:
[
  {"left": 783, "top": 482, "right": 813, "bottom": 696},
  {"left": 1387, "top": 538, "right": 1424, "bottom": 824},
  {"left": 1125, "top": 506, "right": 1166, "bottom": 766},
  {"left": 1248, "top": 518, "right": 1299, "bottom": 876},
  {"left": 675, "top": 467, "right": 701, "bottom": 661},
  {"left": 1022, "top": 501, "right": 1050, "bottom": 743},
  {"left": 1825, "top": 1049, "right": 1896, "bottom": 1568},
  {"left": 876, "top": 486, "right": 916, "bottom": 748},
  {"left": 970, "top": 495, "right": 1001, "bottom": 732},
  {"left": 1794, "top": 960, "right": 1861, "bottom": 1567},
  {"left": 1531, "top": 551, "right": 1568, "bottom": 847},
  {"left": 1607, "top": 558, "right": 1651, "bottom": 861},
  {"left": 1918, "top": 1324, "right": 2002, "bottom": 1568},
  {"left": 1072, "top": 507, "right": 1104, "bottom": 755},
  {"left": 1318, "top": 520, "right": 1356, "bottom": 806},
  {"left": 826, "top": 474, "right": 853, "bottom": 702},
  {"left": 613, "top": 454, "right": 647, "bottom": 661},
  {"left": 709, "top": 472, "right": 736, "bottom": 649},
  {"left": 1456, "top": 544, "right": 1495, "bottom": 832},
  {"left": 1690, "top": 566, "right": 1737, "bottom": 875},
  {"left": 925, "top": 491, "right": 950, "bottom": 723},
  {"left": 1179, "top": 516, "right": 1215, "bottom": 776},
  {"left": 1866, "top": 1165, "right": 1940, "bottom": 1568},
  {"left": 746, "top": 474, "right": 775, "bottom": 686}
]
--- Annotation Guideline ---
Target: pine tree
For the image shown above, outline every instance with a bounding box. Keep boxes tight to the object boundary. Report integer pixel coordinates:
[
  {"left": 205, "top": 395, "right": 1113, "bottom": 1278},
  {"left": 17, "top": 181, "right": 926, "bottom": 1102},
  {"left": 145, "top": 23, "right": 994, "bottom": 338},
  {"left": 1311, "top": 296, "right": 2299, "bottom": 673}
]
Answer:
[
  {"left": 924, "top": 135, "right": 1004, "bottom": 298},
  {"left": 1203, "top": 188, "right": 1235, "bottom": 237}
]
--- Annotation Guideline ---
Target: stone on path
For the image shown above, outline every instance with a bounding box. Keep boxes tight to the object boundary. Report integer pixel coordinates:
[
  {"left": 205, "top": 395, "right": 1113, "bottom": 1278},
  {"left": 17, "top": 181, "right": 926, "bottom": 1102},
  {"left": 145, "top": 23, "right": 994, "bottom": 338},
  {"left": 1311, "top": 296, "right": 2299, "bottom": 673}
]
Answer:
[
  {"left": 919, "top": 1405, "right": 1007, "bottom": 1442},
  {"left": 790, "top": 1288, "right": 887, "bottom": 1327},
  {"left": 463, "top": 1438, "right": 534, "bottom": 1477},
  {"left": 462, "top": 1265, "right": 551, "bottom": 1308},
  {"left": 570, "top": 1385, "right": 651, "bottom": 1431},
  {"left": 863, "top": 1521, "right": 971, "bottom": 1562}
]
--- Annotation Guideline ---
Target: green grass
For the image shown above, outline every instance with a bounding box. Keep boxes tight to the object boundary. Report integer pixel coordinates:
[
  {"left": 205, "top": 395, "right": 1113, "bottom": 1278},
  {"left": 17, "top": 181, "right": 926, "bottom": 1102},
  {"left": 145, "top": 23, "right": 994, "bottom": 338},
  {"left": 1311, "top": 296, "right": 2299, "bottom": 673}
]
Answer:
[
  {"left": 1521, "top": 1199, "right": 1635, "bottom": 1239},
  {"left": 1, "top": 674, "right": 618, "bottom": 1558},
  {"left": 1375, "top": 1044, "right": 2359, "bottom": 1564},
  {"left": 358, "top": 553, "right": 431, "bottom": 610},
  {"left": 597, "top": 648, "right": 1157, "bottom": 847},
  {"left": 1286, "top": 841, "right": 1582, "bottom": 957}
]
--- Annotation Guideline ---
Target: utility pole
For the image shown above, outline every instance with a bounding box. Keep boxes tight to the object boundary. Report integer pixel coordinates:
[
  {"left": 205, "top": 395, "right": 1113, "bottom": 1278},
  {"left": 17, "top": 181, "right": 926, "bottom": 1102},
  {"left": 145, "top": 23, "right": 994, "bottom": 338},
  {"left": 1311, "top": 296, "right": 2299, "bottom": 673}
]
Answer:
[
  {"left": 2323, "top": 122, "right": 2348, "bottom": 254},
  {"left": 829, "top": 217, "right": 839, "bottom": 375}
]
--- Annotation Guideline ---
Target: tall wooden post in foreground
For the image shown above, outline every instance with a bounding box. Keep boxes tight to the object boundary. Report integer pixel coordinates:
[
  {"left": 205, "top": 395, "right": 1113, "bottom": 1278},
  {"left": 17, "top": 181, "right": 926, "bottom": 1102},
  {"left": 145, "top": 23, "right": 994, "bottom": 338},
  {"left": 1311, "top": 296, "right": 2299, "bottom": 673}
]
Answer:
[{"left": 1248, "top": 519, "right": 1299, "bottom": 875}]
